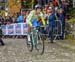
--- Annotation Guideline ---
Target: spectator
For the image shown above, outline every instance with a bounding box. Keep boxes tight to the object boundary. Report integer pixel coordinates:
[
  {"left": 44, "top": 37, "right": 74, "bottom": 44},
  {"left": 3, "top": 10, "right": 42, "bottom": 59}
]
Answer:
[
  {"left": 52, "top": 0, "right": 58, "bottom": 7},
  {"left": 57, "top": 8, "right": 65, "bottom": 39},
  {"left": 61, "top": 0, "right": 69, "bottom": 13},
  {"left": 12, "top": 16, "right": 16, "bottom": 23},
  {"left": 49, "top": 1, "right": 54, "bottom": 7},
  {"left": 43, "top": 4, "right": 49, "bottom": 24},
  {"left": 47, "top": 7, "right": 55, "bottom": 27},
  {"left": 54, "top": 7, "right": 59, "bottom": 20},
  {"left": 44, "top": 4, "right": 49, "bottom": 13},
  {"left": 46, "top": 7, "right": 55, "bottom": 43},
  {"left": 5, "top": 16, "right": 13, "bottom": 25},
  {"left": 9, "top": 16, "right": 13, "bottom": 23},
  {"left": 16, "top": 10, "right": 24, "bottom": 23},
  {"left": 37, "top": 0, "right": 48, "bottom": 6},
  {"left": 23, "top": 9, "right": 30, "bottom": 23}
]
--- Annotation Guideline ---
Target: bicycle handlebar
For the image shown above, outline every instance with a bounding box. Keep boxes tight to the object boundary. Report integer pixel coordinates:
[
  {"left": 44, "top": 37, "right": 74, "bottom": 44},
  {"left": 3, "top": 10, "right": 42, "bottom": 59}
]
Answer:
[{"left": 31, "top": 25, "right": 46, "bottom": 28}]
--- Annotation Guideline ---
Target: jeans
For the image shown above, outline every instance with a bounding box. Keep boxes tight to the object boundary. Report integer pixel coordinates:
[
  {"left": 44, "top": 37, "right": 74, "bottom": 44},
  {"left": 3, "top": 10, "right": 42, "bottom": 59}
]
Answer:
[{"left": 47, "top": 24, "right": 54, "bottom": 40}]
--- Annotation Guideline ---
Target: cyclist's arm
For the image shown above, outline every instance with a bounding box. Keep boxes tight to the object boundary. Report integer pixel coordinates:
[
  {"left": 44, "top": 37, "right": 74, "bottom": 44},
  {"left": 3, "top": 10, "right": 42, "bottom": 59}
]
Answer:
[
  {"left": 40, "top": 12, "right": 45, "bottom": 25},
  {"left": 27, "top": 11, "right": 33, "bottom": 26}
]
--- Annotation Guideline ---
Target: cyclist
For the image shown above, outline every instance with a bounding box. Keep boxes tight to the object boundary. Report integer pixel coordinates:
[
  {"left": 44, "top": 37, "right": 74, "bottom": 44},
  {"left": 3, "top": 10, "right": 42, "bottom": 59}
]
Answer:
[
  {"left": 26, "top": 4, "right": 45, "bottom": 31},
  {"left": 26, "top": 4, "right": 45, "bottom": 41}
]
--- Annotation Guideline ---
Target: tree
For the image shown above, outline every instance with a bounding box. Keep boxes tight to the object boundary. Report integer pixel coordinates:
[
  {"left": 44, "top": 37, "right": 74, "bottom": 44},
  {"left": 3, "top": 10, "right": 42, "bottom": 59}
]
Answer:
[
  {"left": 68, "top": 0, "right": 75, "bottom": 17},
  {"left": 21, "top": 0, "right": 34, "bottom": 8}
]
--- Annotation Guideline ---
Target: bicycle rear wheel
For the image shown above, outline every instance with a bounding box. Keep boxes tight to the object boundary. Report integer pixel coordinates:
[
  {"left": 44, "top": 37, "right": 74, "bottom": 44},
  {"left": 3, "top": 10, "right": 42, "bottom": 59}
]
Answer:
[
  {"left": 35, "top": 33, "right": 45, "bottom": 55},
  {"left": 26, "top": 34, "right": 33, "bottom": 52}
]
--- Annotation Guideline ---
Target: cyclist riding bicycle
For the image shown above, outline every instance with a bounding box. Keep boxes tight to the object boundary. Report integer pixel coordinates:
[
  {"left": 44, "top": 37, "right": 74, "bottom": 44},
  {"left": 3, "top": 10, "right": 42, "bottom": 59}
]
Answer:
[
  {"left": 26, "top": 4, "right": 46, "bottom": 41},
  {"left": 26, "top": 4, "right": 45, "bottom": 29}
]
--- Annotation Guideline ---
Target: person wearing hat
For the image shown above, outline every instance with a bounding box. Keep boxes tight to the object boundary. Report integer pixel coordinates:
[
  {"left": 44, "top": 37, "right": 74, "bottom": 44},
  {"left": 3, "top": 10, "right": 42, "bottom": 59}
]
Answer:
[
  {"left": 58, "top": 8, "right": 65, "bottom": 39},
  {"left": 46, "top": 7, "right": 55, "bottom": 43},
  {"left": 23, "top": 9, "right": 31, "bottom": 23},
  {"left": 16, "top": 9, "right": 25, "bottom": 23}
]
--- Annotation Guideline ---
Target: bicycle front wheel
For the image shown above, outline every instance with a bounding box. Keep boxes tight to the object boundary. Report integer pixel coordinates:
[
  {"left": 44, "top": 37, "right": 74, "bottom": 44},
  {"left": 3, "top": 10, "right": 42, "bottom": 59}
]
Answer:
[{"left": 35, "top": 33, "right": 45, "bottom": 55}]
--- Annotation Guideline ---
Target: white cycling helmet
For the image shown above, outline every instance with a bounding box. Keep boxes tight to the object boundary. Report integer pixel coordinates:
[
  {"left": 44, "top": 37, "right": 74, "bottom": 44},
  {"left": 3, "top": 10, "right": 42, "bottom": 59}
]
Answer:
[{"left": 35, "top": 4, "right": 42, "bottom": 9}]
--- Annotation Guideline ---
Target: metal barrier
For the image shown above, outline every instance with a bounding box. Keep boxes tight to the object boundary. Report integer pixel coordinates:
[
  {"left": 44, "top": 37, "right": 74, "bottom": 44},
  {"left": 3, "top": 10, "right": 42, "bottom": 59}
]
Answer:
[{"left": 53, "top": 20, "right": 62, "bottom": 40}]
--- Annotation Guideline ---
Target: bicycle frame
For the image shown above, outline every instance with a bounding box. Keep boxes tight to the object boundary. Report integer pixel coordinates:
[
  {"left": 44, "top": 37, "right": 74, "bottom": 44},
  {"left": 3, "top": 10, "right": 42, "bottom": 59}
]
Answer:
[
  {"left": 30, "top": 26, "right": 38, "bottom": 46},
  {"left": 27, "top": 25, "right": 45, "bottom": 54},
  {"left": 30, "top": 26, "right": 45, "bottom": 45}
]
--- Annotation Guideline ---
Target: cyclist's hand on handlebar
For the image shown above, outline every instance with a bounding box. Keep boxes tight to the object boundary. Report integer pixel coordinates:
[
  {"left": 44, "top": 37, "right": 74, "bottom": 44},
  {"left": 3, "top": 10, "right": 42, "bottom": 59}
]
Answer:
[{"left": 42, "top": 25, "right": 46, "bottom": 30}]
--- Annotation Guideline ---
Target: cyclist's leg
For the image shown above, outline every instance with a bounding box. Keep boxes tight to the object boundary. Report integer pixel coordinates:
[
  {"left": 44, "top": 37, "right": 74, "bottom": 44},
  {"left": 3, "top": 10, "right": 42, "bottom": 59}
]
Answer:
[{"left": 27, "top": 25, "right": 31, "bottom": 41}]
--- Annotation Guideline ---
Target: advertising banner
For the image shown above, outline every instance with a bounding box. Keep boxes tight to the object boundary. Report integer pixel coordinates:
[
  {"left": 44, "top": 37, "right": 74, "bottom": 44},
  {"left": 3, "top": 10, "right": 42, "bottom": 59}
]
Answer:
[
  {"left": 8, "top": 24, "right": 14, "bottom": 35},
  {"left": 1, "top": 23, "right": 28, "bottom": 35}
]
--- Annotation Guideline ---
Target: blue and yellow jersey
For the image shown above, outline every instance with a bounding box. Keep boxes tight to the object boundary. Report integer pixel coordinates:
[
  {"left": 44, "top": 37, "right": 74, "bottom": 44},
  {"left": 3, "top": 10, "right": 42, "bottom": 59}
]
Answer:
[{"left": 26, "top": 10, "right": 45, "bottom": 26}]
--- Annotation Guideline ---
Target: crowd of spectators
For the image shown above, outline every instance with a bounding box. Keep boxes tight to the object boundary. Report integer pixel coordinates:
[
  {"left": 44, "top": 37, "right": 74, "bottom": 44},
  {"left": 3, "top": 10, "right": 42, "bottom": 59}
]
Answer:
[
  {"left": 0, "top": 0, "right": 69, "bottom": 25},
  {"left": 0, "top": 0, "right": 69, "bottom": 39},
  {"left": 0, "top": 16, "right": 16, "bottom": 25}
]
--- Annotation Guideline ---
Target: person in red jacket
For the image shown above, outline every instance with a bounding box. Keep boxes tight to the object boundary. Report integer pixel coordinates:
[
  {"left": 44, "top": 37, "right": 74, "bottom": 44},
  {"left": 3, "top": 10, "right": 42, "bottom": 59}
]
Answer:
[
  {"left": 23, "top": 16, "right": 26, "bottom": 23},
  {"left": 23, "top": 9, "right": 30, "bottom": 23},
  {"left": 52, "top": 0, "right": 58, "bottom": 7},
  {"left": 44, "top": 4, "right": 49, "bottom": 13}
]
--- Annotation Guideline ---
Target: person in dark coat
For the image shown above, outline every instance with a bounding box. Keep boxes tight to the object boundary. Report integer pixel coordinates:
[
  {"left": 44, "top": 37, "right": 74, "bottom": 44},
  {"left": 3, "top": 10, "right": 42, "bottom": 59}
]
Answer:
[
  {"left": 58, "top": 8, "right": 65, "bottom": 39},
  {"left": 46, "top": 7, "right": 55, "bottom": 43}
]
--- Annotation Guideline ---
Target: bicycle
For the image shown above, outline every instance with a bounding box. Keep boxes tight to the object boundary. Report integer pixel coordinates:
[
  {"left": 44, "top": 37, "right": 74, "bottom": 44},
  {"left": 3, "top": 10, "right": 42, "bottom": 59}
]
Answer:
[{"left": 26, "top": 26, "right": 45, "bottom": 55}]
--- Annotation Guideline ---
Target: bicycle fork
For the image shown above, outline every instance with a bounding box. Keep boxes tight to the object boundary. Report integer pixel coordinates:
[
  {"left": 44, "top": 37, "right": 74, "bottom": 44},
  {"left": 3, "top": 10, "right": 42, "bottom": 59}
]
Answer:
[
  {"left": 31, "top": 31, "right": 39, "bottom": 50},
  {"left": 31, "top": 32, "right": 36, "bottom": 46}
]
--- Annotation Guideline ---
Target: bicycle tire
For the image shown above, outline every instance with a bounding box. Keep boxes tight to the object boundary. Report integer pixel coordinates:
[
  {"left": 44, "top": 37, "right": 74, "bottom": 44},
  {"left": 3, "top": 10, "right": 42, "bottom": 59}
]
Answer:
[{"left": 35, "top": 33, "right": 45, "bottom": 55}]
